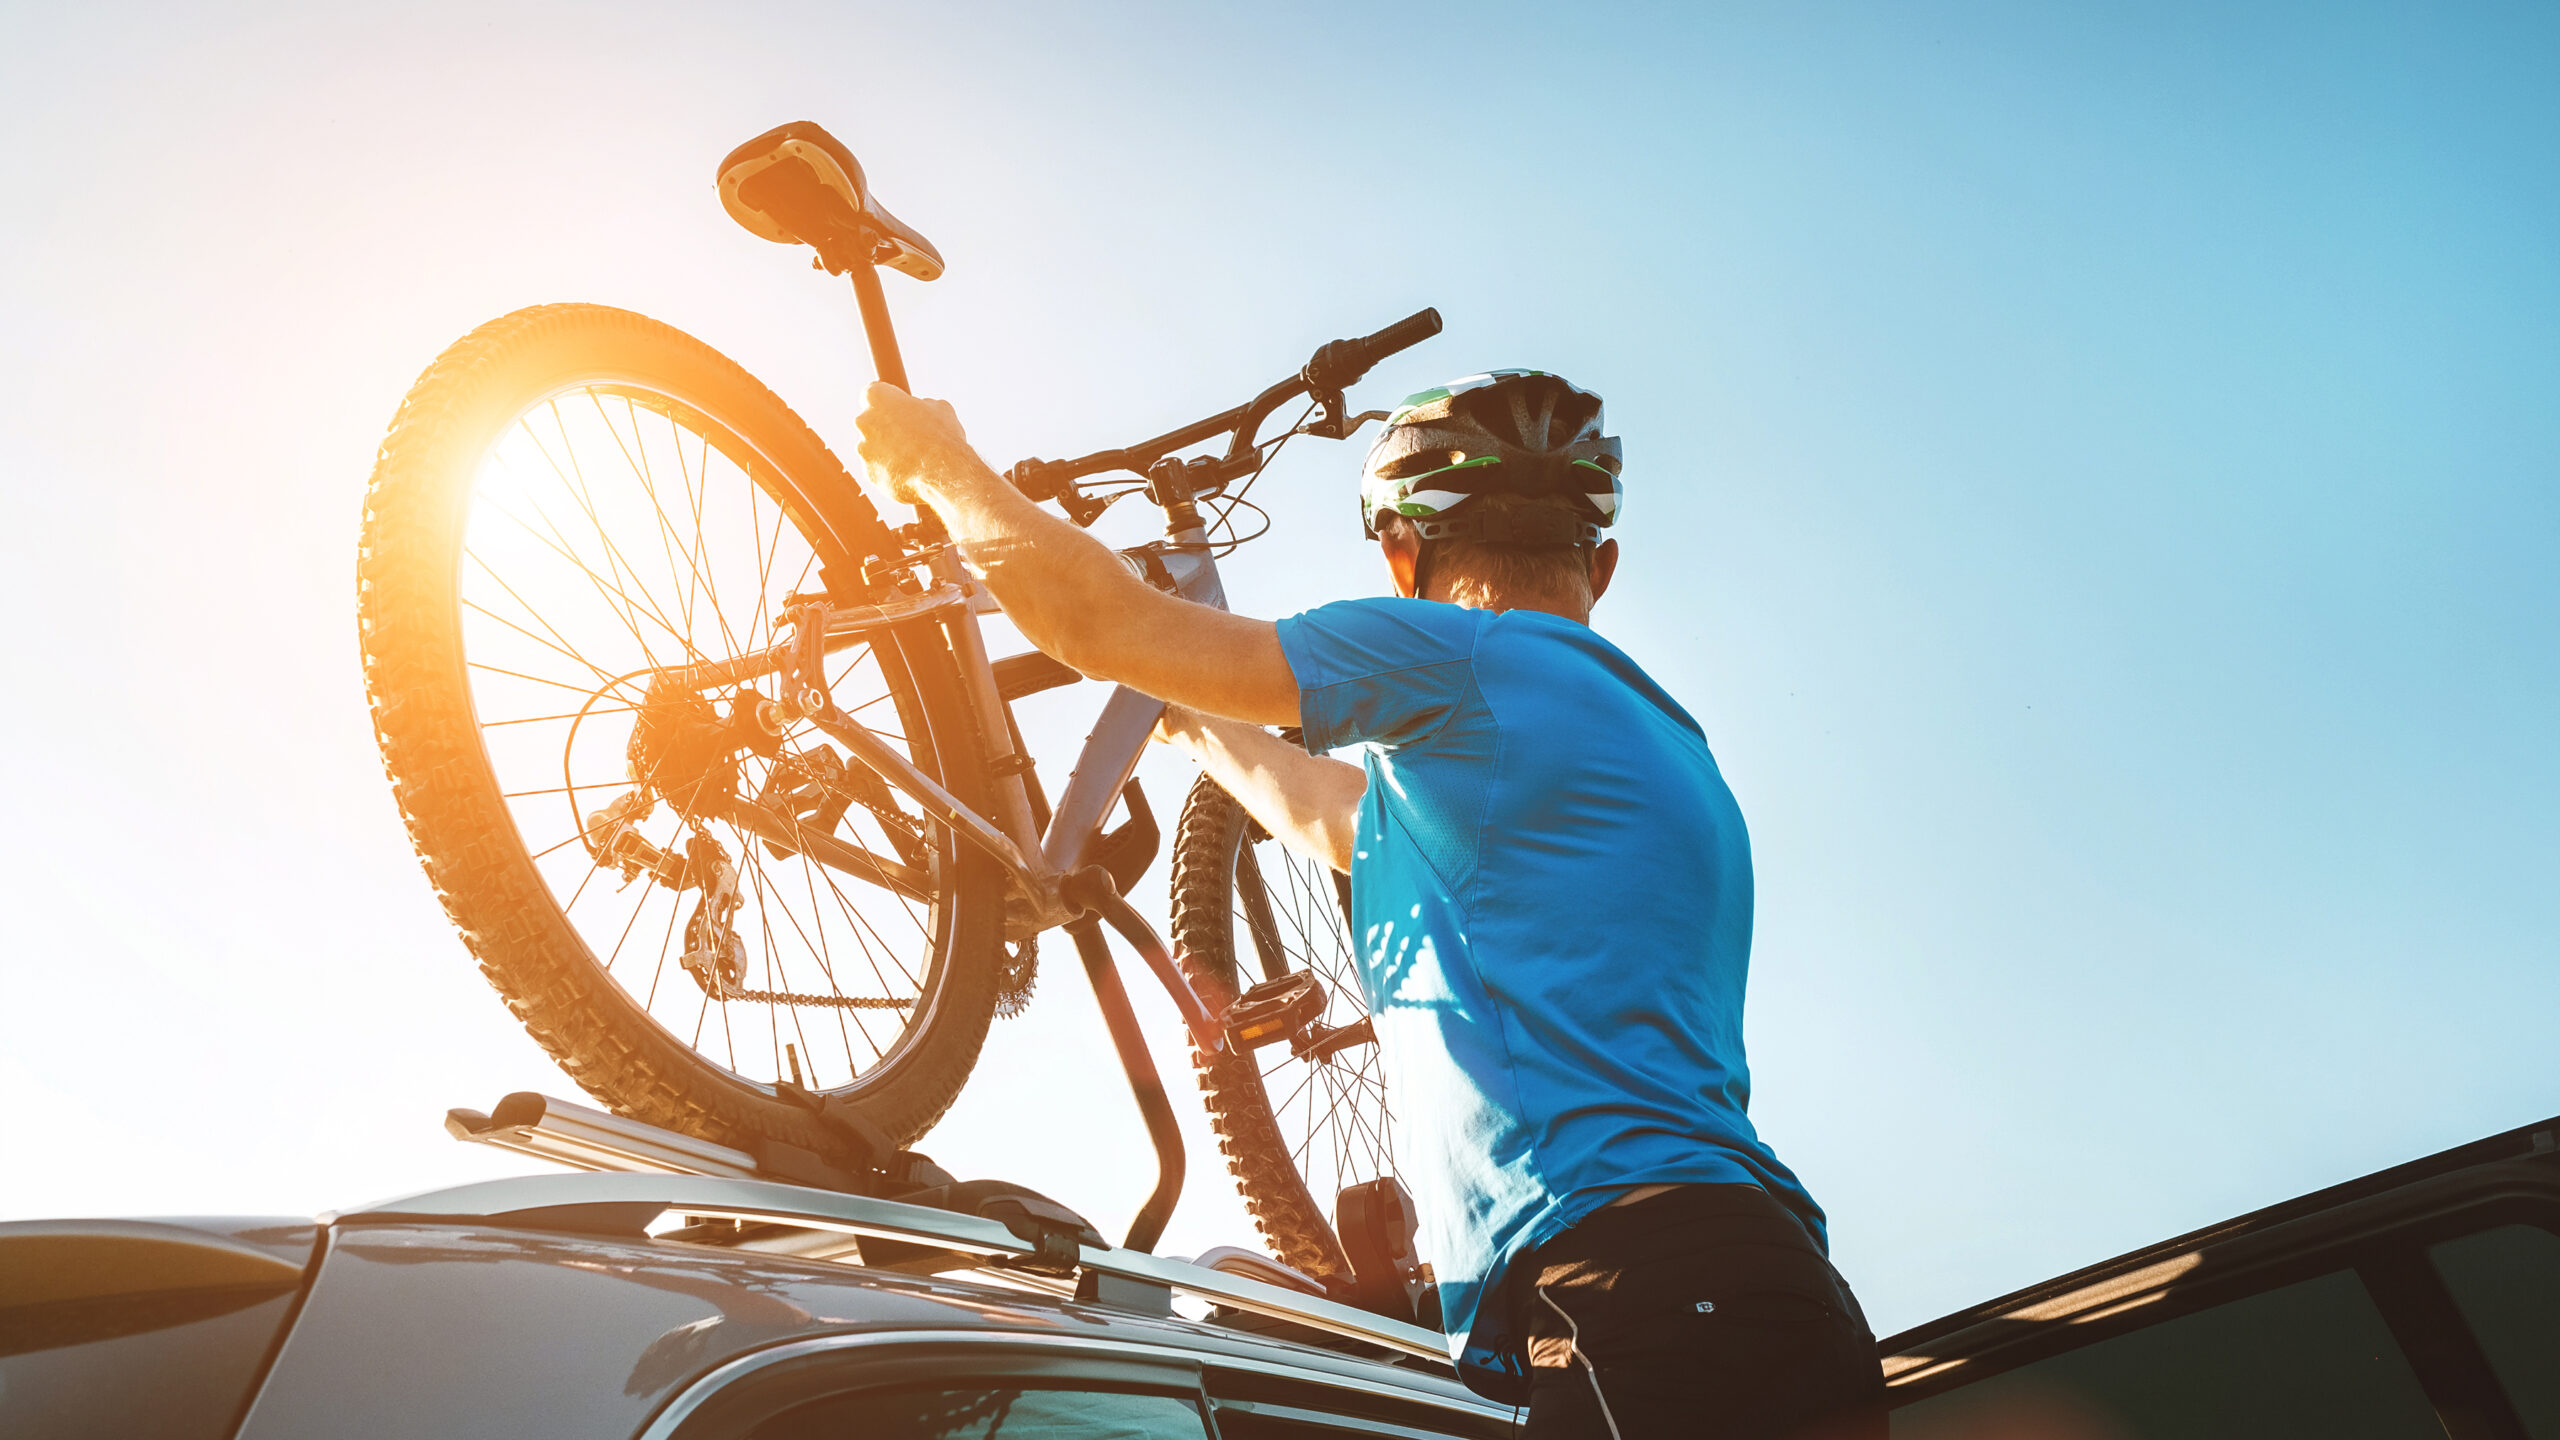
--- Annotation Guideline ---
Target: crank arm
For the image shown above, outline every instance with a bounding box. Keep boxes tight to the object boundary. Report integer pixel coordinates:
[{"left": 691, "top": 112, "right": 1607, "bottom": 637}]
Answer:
[{"left": 1294, "top": 1016, "right": 1376, "bottom": 1062}]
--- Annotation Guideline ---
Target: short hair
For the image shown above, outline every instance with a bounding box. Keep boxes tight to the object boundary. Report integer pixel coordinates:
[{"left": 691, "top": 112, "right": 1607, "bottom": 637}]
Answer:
[{"left": 1378, "top": 495, "right": 1597, "bottom": 612}]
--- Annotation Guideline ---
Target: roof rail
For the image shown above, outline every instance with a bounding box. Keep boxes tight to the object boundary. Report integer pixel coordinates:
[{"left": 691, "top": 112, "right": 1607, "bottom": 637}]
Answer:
[{"left": 369, "top": 1095, "right": 1448, "bottom": 1366}]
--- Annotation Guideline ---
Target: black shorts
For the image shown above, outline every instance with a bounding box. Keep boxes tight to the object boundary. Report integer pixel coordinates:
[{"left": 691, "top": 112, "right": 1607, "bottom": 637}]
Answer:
[{"left": 1506, "top": 1184, "right": 1887, "bottom": 1440}]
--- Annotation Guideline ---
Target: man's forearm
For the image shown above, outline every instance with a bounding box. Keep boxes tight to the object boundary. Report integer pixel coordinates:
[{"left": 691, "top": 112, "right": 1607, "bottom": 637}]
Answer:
[
  {"left": 1160, "top": 709, "right": 1364, "bottom": 875},
  {"left": 894, "top": 445, "right": 1138, "bottom": 665},
  {"left": 854, "top": 385, "right": 1300, "bottom": 725},
  {"left": 840, "top": 396, "right": 1132, "bottom": 668}
]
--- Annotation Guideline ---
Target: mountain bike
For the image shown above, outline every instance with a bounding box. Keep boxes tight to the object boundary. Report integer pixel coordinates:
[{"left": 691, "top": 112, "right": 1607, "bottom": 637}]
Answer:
[{"left": 357, "top": 121, "right": 1430, "bottom": 1296}]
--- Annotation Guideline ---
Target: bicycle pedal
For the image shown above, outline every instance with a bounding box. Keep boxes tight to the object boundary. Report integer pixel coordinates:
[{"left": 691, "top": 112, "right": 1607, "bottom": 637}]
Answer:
[{"left": 1227, "top": 971, "right": 1326, "bottom": 1050}]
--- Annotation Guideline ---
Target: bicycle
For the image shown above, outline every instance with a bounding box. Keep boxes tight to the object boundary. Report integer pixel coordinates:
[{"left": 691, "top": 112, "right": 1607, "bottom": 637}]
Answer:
[{"left": 357, "top": 121, "right": 1433, "bottom": 1301}]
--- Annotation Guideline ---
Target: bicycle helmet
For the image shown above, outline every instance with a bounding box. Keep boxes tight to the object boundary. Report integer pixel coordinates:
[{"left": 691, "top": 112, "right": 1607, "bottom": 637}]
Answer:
[{"left": 1359, "top": 370, "right": 1623, "bottom": 545}]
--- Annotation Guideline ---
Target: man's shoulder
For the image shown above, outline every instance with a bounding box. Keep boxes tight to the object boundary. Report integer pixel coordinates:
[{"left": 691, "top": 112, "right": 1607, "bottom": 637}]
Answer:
[
  {"left": 1277, "top": 599, "right": 1494, "bottom": 752},
  {"left": 1472, "top": 612, "right": 1708, "bottom": 741},
  {"left": 1277, "top": 597, "right": 1488, "bottom": 680},
  {"left": 1288, "top": 594, "right": 1488, "bottom": 634}
]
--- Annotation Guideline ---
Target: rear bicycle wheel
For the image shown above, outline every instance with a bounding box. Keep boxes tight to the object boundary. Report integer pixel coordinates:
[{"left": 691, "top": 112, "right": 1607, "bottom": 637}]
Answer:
[
  {"left": 358, "top": 302, "right": 1007, "bottom": 1155},
  {"left": 1169, "top": 774, "right": 1397, "bottom": 1279}
]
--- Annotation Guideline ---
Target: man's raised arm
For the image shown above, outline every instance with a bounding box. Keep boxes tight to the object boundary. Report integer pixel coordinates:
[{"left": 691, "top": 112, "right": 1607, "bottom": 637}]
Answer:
[
  {"left": 1156, "top": 708, "right": 1365, "bottom": 875},
  {"left": 853, "top": 383, "right": 1298, "bottom": 727}
]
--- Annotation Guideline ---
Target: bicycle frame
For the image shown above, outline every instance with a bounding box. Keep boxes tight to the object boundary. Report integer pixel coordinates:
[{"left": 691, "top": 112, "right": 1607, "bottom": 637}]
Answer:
[
  {"left": 670, "top": 224, "right": 1431, "bottom": 1248},
  {"left": 777, "top": 536, "right": 1233, "bottom": 1053},
  {"left": 626, "top": 535, "right": 1218, "bottom": 1252},
  {"left": 743, "top": 534, "right": 1227, "bottom": 1252}
]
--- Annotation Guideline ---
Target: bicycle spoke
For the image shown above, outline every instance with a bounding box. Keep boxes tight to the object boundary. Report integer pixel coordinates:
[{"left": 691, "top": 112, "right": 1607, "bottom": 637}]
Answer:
[
  {"left": 505, "top": 421, "right": 700, "bottom": 662},
  {"left": 483, "top": 705, "right": 642, "bottom": 727},
  {"left": 478, "top": 486, "right": 674, "bottom": 665},
  {"left": 468, "top": 659, "right": 648, "bottom": 700},
  {"left": 739, "top": 855, "right": 817, "bottom": 1083},
  {"left": 459, "top": 593, "right": 641, "bottom": 694},
  {"left": 501, "top": 780, "right": 638, "bottom": 800},
  {"left": 527, "top": 403, "right": 703, "bottom": 663},
  {"left": 792, "top": 834, "right": 873, "bottom": 1074},
  {"left": 596, "top": 391, "right": 708, "bottom": 654}
]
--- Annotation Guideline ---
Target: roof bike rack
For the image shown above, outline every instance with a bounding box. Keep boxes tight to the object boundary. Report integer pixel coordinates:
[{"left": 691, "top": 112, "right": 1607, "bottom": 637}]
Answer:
[
  {"left": 424, "top": 1093, "right": 1448, "bottom": 1365},
  {"left": 447, "top": 1092, "right": 765, "bottom": 1180}
]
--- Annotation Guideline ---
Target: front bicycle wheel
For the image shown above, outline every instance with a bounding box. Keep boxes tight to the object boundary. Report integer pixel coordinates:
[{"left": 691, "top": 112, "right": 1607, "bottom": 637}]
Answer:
[
  {"left": 1169, "top": 774, "right": 1397, "bottom": 1279},
  {"left": 358, "top": 303, "right": 1006, "bottom": 1156}
]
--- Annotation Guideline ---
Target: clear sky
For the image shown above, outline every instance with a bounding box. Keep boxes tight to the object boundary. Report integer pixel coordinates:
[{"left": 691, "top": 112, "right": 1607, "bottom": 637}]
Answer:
[{"left": 1, "top": 1, "right": 2552, "bottom": 1337}]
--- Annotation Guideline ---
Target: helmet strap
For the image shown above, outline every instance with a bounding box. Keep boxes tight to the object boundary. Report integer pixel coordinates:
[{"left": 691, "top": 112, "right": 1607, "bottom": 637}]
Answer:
[{"left": 1410, "top": 506, "right": 1604, "bottom": 547}]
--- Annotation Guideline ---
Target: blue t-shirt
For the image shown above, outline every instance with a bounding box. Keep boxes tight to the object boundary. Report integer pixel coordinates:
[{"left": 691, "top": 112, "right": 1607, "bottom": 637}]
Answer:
[{"left": 1275, "top": 596, "right": 1822, "bottom": 1396}]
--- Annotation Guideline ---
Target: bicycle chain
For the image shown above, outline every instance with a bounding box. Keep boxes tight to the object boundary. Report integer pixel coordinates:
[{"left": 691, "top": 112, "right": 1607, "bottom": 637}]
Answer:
[{"left": 712, "top": 984, "right": 916, "bottom": 1010}]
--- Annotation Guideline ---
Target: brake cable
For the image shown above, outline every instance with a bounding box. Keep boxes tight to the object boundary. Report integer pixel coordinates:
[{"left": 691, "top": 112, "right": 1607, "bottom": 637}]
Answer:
[{"left": 1201, "top": 399, "right": 1318, "bottom": 554}]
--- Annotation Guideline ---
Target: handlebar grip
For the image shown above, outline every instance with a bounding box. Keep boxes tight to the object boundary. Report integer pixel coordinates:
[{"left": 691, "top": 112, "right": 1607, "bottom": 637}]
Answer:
[
  {"left": 1355, "top": 308, "right": 1443, "bottom": 366},
  {"left": 1304, "top": 307, "right": 1443, "bottom": 392}
]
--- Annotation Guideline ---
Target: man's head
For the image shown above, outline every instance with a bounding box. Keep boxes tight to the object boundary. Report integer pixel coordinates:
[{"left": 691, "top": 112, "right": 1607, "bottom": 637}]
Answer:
[{"left": 1359, "top": 371, "right": 1625, "bottom": 622}]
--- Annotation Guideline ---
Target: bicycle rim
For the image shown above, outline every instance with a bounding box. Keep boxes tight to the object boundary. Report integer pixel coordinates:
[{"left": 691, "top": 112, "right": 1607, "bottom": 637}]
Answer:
[
  {"left": 360, "top": 304, "right": 1002, "bottom": 1148},
  {"left": 470, "top": 384, "right": 959, "bottom": 1087}
]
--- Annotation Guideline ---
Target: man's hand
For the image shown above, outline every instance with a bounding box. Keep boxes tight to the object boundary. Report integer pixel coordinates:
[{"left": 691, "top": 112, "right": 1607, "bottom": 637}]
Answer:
[
  {"left": 853, "top": 383, "right": 988, "bottom": 506},
  {"left": 848, "top": 385, "right": 1303, "bottom": 729}
]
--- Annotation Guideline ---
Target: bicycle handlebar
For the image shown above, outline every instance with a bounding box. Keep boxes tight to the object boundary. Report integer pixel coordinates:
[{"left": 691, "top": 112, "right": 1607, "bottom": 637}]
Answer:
[{"left": 1009, "top": 308, "right": 1443, "bottom": 518}]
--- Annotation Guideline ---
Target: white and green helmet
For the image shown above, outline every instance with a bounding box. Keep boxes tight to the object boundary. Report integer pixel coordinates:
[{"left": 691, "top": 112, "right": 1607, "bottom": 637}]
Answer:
[{"left": 1359, "top": 369, "right": 1624, "bottom": 545}]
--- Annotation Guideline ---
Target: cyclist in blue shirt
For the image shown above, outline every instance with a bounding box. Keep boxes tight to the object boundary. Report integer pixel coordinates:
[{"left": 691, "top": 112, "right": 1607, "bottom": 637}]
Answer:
[{"left": 857, "top": 370, "right": 1883, "bottom": 1440}]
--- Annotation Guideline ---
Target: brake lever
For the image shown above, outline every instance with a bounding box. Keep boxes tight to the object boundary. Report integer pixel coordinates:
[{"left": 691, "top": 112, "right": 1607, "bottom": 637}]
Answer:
[
  {"left": 1059, "top": 487, "right": 1116, "bottom": 528},
  {"left": 1299, "top": 385, "right": 1348, "bottom": 441},
  {"left": 1296, "top": 408, "right": 1390, "bottom": 441}
]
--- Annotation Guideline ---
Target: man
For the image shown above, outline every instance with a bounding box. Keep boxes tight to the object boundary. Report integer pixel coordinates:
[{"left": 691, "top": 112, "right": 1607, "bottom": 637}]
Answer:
[{"left": 856, "top": 369, "right": 1883, "bottom": 1439}]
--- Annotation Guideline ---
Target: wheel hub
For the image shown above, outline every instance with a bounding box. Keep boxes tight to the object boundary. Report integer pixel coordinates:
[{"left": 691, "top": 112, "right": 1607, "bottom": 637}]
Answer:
[{"left": 627, "top": 680, "right": 779, "bottom": 815}]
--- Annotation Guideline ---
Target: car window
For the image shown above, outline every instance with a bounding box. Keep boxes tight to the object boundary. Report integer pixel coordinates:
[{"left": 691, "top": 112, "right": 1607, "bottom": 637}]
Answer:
[
  {"left": 743, "top": 1385, "right": 1210, "bottom": 1440},
  {"left": 2431, "top": 1224, "right": 2560, "bottom": 1439},
  {"left": 1891, "top": 1268, "right": 2444, "bottom": 1440}
]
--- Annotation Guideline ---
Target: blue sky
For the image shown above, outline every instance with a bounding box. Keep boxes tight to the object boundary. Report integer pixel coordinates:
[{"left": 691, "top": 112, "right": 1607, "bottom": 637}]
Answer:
[{"left": 1, "top": 1, "right": 2552, "bottom": 1334}]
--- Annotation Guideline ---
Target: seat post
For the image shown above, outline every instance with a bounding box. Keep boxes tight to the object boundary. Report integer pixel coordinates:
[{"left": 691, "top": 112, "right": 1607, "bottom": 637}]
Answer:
[
  {"left": 844, "top": 254, "right": 945, "bottom": 545},
  {"left": 845, "top": 256, "right": 910, "bottom": 393}
]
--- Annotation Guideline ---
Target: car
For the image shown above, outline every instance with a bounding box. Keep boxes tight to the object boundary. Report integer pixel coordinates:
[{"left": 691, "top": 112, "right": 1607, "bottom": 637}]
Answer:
[
  {"left": 0, "top": 1094, "right": 1506, "bottom": 1440},
  {"left": 1881, "top": 1112, "right": 2560, "bottom": 1440},
  {"left": 4, "top": 1100, "right": 2554, "bottom": 1438}
]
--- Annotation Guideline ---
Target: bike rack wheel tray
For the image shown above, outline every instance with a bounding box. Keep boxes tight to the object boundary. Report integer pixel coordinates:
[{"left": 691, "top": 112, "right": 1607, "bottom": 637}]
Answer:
[{"left": 418, "top": 1092, "right": 1447, "bottom": 1364}]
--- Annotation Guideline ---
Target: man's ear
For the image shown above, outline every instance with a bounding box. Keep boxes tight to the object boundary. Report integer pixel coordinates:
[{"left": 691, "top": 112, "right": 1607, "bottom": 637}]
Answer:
[
  {"left": 1381, "top": 525, "right": 1424, "bottom": 599},
  {"left": 1588, "top": 538, "right": 1621, "bottom": 605}
]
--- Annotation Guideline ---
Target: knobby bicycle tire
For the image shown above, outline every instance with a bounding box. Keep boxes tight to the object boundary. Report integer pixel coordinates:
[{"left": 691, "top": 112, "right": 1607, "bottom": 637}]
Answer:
[
  {"left": 357, "top": 302, "right": 1005, "bottom": 1156},
  {"left": 1170, "top": 774, "right": 1399, "bottom": 1279}
]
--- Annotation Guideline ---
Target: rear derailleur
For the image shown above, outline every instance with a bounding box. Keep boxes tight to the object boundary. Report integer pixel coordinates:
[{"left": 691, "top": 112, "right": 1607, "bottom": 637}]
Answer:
[{"left": 580, "top": 797, "right": 749, "bottom": 999}]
